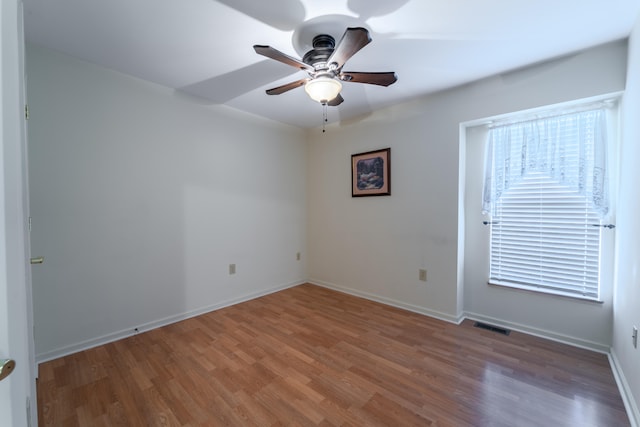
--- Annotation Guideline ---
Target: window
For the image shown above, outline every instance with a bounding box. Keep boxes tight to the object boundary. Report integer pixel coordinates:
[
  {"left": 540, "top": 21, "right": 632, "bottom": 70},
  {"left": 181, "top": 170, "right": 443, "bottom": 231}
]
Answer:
[{"left": 482, "top": 108, "right": 612, "bottom": 301}]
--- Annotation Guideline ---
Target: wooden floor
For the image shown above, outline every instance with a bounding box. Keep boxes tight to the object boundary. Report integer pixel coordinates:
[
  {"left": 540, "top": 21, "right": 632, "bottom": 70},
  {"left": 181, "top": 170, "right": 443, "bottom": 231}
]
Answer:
[{"left": 37, "top": 284, "right": 629, "bottom": 426}]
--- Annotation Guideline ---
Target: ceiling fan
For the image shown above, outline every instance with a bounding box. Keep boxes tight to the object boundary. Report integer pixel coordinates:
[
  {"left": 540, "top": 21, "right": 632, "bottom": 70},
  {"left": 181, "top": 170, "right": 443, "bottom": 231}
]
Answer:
[{"left": 253, "top": 27, "right": 397, "bottom": 106}]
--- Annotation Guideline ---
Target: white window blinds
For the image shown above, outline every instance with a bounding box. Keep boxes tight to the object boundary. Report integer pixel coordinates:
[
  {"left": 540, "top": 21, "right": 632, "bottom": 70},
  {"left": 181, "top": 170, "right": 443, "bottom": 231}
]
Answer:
[{"left": 483, "top": 108, "right": 609, "bottom": 300}]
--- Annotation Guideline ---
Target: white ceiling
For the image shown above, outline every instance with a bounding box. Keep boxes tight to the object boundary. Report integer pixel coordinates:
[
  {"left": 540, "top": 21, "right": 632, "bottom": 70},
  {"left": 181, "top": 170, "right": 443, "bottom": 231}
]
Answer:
[{"left": 23, "top": 0, "right": 640, "bottom": 129}]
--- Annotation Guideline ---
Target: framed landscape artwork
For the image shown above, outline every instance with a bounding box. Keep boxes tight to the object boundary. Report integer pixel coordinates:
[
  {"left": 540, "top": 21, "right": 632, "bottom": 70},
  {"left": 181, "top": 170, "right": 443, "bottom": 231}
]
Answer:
[{"left": 351, "top": 148, "right": 391, "bottom": 197}]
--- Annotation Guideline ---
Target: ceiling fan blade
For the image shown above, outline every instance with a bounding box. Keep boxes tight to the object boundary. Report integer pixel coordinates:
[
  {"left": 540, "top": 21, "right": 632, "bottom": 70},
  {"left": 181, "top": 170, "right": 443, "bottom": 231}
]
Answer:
[
  {"left": 327, "top": 27, "right": 372, "bottom": 70},
  {"left": 265, "top": 78, "right": 309, "bottom": 95},
  {"left": 254, "top": 45, "right": 313, "bottom": 72},
  {"left": 340, "top": 71, "right": 398, "bottom": 86},
  {"left": 327, "top": 94, "right": 344, "bottom": 106}
]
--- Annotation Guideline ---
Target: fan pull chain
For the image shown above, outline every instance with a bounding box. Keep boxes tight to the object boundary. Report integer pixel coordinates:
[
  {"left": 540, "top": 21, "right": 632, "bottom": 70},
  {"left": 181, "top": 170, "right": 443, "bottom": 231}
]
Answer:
[{"left": 322, "top": 102, "right": 328, "bottom": 133}]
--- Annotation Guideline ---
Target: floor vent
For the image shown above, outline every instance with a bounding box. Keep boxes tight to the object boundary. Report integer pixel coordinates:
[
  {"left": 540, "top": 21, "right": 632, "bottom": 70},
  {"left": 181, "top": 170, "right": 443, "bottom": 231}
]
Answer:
[{"left": 473, "top": 321, "right": 511, "bottom": 336}]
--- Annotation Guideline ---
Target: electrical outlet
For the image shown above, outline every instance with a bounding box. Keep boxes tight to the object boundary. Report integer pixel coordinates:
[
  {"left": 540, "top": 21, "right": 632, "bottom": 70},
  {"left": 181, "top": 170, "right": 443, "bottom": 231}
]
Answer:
[
  {"left": 419, "top": 269, "right": 427, "bottom": 282},
  {"left": 229, "top": 263, "right": 236, "bottom": 275},
  {"left": 633, "top": 326, "right": 638, "bottom": 349},
  {"left": 296, "top": 252, "right": 301, "bottom": 261}
]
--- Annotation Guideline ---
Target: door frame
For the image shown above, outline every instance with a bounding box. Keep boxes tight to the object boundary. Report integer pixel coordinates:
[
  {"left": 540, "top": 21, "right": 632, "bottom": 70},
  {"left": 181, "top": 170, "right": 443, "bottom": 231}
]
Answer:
[{"left": 0, "top": 0, "right": 38, "bottom": 425}]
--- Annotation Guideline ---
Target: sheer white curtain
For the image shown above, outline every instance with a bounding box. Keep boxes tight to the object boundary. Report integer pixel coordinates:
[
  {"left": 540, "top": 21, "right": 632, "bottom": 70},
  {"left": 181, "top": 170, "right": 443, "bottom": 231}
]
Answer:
[{"left": 482, "top": 109, "right": 609, "bottom": 218}]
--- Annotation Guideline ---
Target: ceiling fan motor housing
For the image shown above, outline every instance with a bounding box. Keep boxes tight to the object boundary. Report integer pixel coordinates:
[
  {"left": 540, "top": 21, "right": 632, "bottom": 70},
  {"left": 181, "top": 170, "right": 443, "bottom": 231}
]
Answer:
[{"left": 302, "top": 34, "right": 337, "bottom": 71}]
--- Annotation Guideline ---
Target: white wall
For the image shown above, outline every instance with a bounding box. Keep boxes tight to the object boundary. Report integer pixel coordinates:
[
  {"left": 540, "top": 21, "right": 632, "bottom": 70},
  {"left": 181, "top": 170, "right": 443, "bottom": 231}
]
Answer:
[
  {"left": 307, "top": 41, "right": 628, "bottom": 343},
  {"left": 306, "top": 101, "right": 463, "bottom": 321},
  {"left": 26, "top": 45, "right": 307, "bottom": 361},
  {"left": 612, "top": 14, "right": 640, "bottom": 426}
]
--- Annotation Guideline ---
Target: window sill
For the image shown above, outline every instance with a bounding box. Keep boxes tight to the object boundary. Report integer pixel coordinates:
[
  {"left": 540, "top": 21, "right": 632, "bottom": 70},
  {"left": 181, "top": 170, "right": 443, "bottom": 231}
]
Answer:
[{"left": 487, "top": 280, "right": 604, "bottom": 304}]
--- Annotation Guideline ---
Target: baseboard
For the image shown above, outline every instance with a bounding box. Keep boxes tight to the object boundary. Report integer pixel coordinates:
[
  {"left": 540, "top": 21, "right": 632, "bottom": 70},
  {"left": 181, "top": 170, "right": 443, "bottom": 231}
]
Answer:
[
  {"left": 36, "top": 280, "right": 304, "bottom": 364},
  {"left": 609, "top": 350, "right": 640, "bottom": 427},
  {"left": 36, "top": 278, "right": 638, "bottom": 426},
  {"left": 307, "top": 281, "right": 609, "bottom": 352},
  {"left": 308, "top": 279, "right": 463, "bottom": 324},
  {"left": 463, "top": 311, "right": 611, "bottom": 354}
]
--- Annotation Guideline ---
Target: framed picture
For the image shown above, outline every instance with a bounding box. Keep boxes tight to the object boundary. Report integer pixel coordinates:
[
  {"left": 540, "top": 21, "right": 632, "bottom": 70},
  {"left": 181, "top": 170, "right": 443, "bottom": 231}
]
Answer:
[{"left": 351, "top": 148, "right": 391, "bottom": 197}]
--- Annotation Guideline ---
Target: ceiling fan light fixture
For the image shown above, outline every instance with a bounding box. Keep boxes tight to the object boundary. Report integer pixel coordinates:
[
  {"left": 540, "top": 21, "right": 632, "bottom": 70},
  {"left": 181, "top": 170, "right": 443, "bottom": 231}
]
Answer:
[{"left": 304, "top": 76, "right": 342, "bottom": 104}]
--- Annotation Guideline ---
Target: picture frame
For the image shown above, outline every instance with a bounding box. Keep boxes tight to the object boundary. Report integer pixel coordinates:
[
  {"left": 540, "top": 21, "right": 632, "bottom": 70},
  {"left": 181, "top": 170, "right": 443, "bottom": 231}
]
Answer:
[{"left": 351, "top": 148, "right": 391, "bottom": 197}]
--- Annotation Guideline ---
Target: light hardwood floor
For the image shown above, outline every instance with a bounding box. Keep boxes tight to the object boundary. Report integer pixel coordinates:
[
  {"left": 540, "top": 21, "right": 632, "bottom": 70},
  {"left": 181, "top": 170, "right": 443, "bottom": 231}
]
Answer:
[{"left": 37, "top": 284, "right": 629, "bottom": 426}]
